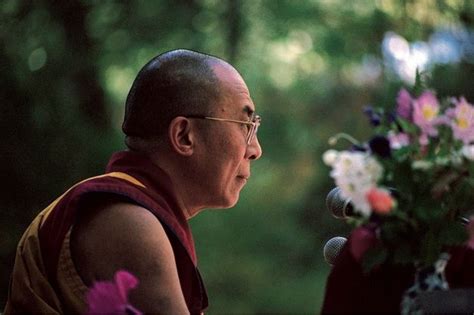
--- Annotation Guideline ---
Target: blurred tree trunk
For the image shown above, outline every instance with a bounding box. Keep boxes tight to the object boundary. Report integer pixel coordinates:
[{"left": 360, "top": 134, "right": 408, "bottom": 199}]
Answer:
[
  {"left": 225, "top": 0, "right": 243, "bottom": 64},
  {"left": 0, "top": 0, "right": 110, "bottom": 304},
  {"left": 47, "top": 0, "right": 108, "bottom": 129}
]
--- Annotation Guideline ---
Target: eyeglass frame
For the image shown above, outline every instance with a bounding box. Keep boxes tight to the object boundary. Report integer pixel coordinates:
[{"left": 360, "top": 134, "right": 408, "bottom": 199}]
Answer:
[{"left": 184, "top": 114, "right": 261, "bottom": 145}]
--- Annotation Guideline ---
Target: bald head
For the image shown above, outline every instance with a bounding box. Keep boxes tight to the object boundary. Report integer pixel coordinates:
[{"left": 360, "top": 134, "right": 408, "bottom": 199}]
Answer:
[{"left": 122, "top": 49, "right": 227, "bottom": 140}]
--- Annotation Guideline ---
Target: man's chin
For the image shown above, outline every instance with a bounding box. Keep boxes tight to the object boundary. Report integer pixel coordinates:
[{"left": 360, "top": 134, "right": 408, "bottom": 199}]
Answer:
[{"left": 214, "top": 194, "right": 240, "bottom": 209}]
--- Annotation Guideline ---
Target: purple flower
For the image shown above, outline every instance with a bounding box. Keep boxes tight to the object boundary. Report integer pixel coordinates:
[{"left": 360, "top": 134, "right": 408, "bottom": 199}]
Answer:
[
  {"left": 86, "top": 270, "right": 142, "bottom": 315},
  {"left": 412, "top": 91, "right": 445, "bottom": 145},
  {"left": 369, "top": 136, "right": 391, "bottom": 158},
  {"left": 363, "top": 106, "right": 382, "bottom": 126},
  {"left": 446, "top": 97, "right": 474, "bottom": 144},
  {"left": 396, "top": 88, "right": 413, "bottom": 120}
]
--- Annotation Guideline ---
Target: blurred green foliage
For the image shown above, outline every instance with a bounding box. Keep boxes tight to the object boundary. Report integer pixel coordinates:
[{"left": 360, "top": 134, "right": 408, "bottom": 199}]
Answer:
[{"left": 1, "top": 0, "right": 472, "bottom": 313}]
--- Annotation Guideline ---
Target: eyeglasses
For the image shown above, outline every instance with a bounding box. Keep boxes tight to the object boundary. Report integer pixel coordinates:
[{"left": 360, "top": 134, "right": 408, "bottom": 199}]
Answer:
[{"left": 185, "top": 114, "right": 261, "bottom": 145}]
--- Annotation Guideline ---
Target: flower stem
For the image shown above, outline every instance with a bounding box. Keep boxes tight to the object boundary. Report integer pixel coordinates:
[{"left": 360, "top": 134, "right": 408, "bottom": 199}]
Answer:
[{"left": 328, "top": 133, "right": 361, "bottom": 146}]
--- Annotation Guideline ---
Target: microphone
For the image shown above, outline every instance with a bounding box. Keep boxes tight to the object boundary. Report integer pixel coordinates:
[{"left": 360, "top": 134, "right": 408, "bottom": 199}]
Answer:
[
  {"left": 326, "top": 187, "right": 354, "bottom": 219},
  {"left": 323, "top": 236, "right": 347, "bottom": 266},
  {"left": 458, "top": 216, "right": 470, "bottom": 226},
  {"left": 326, "top": 186, "right": 399, "bottom": 219}
]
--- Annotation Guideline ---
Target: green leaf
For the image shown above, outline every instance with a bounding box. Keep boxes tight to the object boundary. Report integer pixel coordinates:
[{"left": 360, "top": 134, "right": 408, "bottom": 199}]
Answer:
[
  {"left": 380, "top": 219, "right": 412, "bottom": 244},
  {"left": 397, "top": 118, "right": 419, "bottom": 135},
  {"left": 439, "top": 221, "right": 468, "bottom": 246},
  {"left": 392, "top": 146, "right": 414, "bottom": 160},
  {"left": 468, "top": 163, "right": 474, "bottom": 180},
  {"left": 361, "top": 246, "right": 388, "bottom": 273},
  {"left": 393, "top": 243, "right": 415, "bottom": 265},
  {"left": 448, "top": 178, "right": 474, "bottom": 213},
  {"left": 419, "top": 230, "right": 442, "bottom": 266},
  {"left": 413, "top": 69, "right": 430, "bottom": 95}
]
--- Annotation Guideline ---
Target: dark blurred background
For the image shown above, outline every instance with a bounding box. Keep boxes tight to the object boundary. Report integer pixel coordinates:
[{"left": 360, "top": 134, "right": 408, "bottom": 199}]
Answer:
[{"left": 1, "top": 0, "right": 473, "bottom": 313}]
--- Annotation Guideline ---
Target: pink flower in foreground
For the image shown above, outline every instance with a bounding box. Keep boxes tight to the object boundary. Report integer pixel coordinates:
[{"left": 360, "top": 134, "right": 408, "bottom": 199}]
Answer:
[
  {"left": 412, "top": 91, "right": 444, "bottom": 145},
  {"left": 396, "top": 88, "right": 413, "bottom": 120},
  {"left": 86, "top": 270, "right": 142, "bottom": 315},
  {"left": 446, "top": 97, "right": 474, "bottom": 144},
  {"left": 366, "top": 187, "right": 395, "bottom": 214},
  {"left": 350, "top": 225, "right": 377, "bottom": 262}
]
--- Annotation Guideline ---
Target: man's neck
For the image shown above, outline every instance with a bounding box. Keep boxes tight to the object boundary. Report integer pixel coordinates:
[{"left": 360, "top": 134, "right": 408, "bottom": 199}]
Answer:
[{"left": 150, "top": 154, "right": 203, "bottom": 220}]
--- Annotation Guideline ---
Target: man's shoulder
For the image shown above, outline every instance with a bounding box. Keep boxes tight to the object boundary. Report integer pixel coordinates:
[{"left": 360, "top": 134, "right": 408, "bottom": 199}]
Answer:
[
  {"left": 71, "top": 196, "right": 171, "bottom": 284},
  {"left": 70, "top": 189, "right": 190, "bottom": 313},
  {"left": 78, "top": 195, "right": 160, "bottom": 229}
]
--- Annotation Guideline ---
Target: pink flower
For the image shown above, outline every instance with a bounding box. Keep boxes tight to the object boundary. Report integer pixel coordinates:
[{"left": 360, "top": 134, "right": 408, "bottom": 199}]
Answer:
[
  {"left": 86, "top": 270, "right": 142, "bottom": 315},
  {"left": 366, "top": 187, "right": 395, "bottom": 214},
  {"left": 349, "top": 225, "right": 378, "bottom": 262},
  {"left": 446, "top": 97, "right": 474, "bottom": 144},
  {"left": 412, "top": 91, "right": 445, "bottom": 144},
  {"left": 396, "top": 88, "right": 413, "bottom": 120},
  {"left": 388, "top": 131, "right": 410, "bottom": 149}
]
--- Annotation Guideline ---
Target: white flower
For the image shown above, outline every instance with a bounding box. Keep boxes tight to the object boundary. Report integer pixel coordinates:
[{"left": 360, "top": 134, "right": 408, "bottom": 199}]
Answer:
[
  {"left": 462, "top": 145, "right": 474, "bottom": 160},
  {"left": 322, "top": 150, "right": 339, "bottom": 166},
  {"left": 329, "top": 151, "right": 383, "bottom": 216}
]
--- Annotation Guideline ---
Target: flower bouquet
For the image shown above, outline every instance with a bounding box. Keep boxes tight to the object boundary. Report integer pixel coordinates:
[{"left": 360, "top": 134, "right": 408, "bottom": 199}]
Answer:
[{"left": 323, "top": 74, "right": 474, "bottom": 312}]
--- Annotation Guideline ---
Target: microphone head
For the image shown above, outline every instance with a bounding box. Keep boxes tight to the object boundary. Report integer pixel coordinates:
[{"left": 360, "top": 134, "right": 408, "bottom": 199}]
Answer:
[
  {"left": 323, "top": 236, "right": 347, "bottom": 266},
  {"left": 326, "top": 187, "right": 353, "bottom": 219},
  {"left": 458, "top": 216, "right": 470, "bottom": 226}
]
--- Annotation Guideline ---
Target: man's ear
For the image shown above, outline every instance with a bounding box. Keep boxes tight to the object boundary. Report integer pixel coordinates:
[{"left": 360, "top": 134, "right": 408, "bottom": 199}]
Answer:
[{"left": 168, "top": 117, "right": 195, "bottom": 156}]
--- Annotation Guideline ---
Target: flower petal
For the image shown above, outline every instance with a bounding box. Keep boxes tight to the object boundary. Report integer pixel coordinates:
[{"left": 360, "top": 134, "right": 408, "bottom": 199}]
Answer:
[
  {"left": 349, "top": 225, "right": 377, "bottom": 262},
  {"left": 396, "top": 88, "right": 413, "bottom": 120},
  {"left": 115, "top": 270, "right": 139, "bottom": 302},
  {"left": 86, "top": 282, "right": 123, "bottom": 314}
]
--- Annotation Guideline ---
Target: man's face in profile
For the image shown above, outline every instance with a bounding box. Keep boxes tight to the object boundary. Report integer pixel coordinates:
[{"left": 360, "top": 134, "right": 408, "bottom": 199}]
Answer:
[{"left": 193, "top": 63, "right": 262, "bottom": 209}]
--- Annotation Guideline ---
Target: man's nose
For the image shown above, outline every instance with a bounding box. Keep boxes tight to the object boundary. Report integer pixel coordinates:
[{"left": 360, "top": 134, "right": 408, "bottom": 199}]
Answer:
[{"left": 246, "top": 136, "right": 262, "bottom": 160}]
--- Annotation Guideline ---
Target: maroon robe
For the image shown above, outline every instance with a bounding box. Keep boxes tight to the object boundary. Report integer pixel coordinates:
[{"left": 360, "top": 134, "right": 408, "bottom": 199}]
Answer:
[{"left": 7, "top": 150, "right": 208, "bottom": 314}]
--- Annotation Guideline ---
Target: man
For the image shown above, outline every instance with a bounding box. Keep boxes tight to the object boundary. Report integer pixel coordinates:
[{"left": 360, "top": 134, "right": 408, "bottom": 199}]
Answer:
[{"left": 5, "top": 49, "right": 262, "bottom": 314}]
